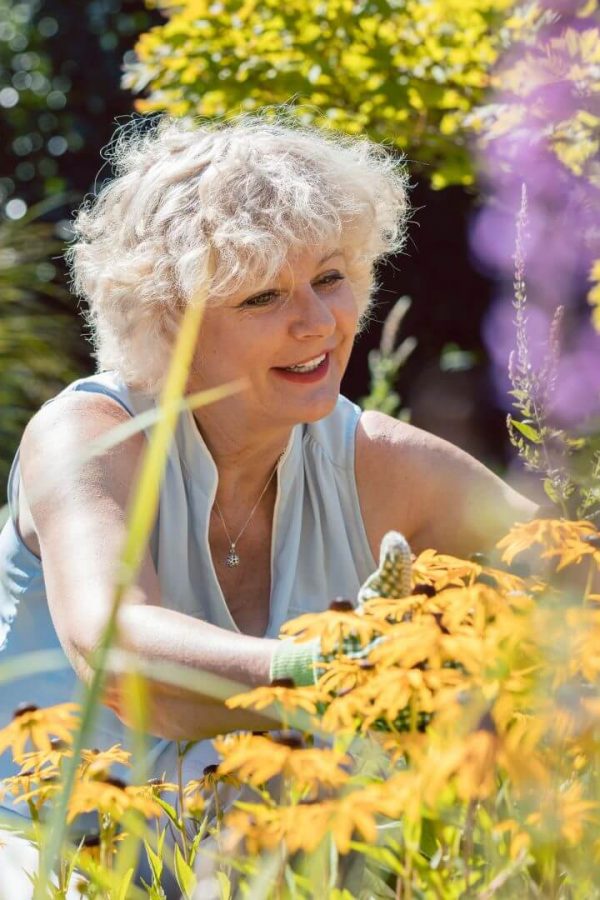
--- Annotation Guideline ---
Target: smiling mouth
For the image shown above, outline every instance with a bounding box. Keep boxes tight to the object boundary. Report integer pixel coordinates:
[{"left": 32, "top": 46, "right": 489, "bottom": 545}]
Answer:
[
  {"left": 279, "top": 352, "right": 327, "bottom": 373},
  {"left": 273, "top": 352, "right": 331, "bottom": 382}
]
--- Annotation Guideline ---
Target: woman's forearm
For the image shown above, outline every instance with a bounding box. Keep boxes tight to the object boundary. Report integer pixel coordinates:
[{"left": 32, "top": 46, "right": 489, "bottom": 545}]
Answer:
[{"left": 82, "top": 603, "right": 280, "bottom": 741}]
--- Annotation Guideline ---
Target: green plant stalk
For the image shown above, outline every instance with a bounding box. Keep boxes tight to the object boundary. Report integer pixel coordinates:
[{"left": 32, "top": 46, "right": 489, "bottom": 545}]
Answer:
[
  {"left": 175, "top": 742, "right": 190, "bottom": 863},
  {"left": 34, "top": 269, "right": 211, "bottom": 898},
  {"left": 583, "top": 556, "right": 597, "bottom": 603},
  {"left": 113, "top": 672, "right": 150, "bottom": 886},
  {"left": 0, "top": 649, "right": 68, "bottom": 685}
]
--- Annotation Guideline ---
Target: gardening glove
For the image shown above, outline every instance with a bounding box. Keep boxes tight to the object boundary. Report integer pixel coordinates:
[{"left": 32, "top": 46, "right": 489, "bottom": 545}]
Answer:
[
  {"left": 269, "top": 531, "right": 413, "bottom": 686},
  {"left": 357, "top": 530, "right": 413, "bottom": 606}
]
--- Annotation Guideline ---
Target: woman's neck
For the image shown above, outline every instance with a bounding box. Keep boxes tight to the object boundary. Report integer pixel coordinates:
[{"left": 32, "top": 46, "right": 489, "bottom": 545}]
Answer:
[{"left": 192, "top": 408, "right": 293, "bottom": 507}]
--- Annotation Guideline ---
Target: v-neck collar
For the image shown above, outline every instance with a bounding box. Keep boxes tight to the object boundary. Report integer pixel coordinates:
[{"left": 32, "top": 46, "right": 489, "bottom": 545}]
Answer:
[{"left": 181, "top": 409, "right": 304, "bottom": 635}]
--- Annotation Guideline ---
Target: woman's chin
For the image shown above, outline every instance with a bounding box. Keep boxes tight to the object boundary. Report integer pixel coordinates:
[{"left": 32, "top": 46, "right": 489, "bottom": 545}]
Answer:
[{"left": 280, "top": 388, "right": 340, "bottom": 424}]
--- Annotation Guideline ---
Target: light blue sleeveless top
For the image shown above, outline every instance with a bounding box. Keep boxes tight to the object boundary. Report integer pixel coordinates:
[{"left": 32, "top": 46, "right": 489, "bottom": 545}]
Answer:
[{"left": 0, "top": 372, "right": 376, "bottom": 808}]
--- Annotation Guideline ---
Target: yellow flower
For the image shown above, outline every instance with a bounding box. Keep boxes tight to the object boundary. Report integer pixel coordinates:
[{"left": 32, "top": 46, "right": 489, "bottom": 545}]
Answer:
[
  {"left": 227, "top": 782, "right": 403, "bottom": 855},
  {"left": 316, "top": 655, "right": 379, "bottom": 696},
  {"left": 526, "top": 781, "right": 599, "bottom": 845},
  {"left": 79, "top": 745, "right": 132, "bottom": 780},
  {"left": 19, "top": 742, "right": 131, "bottom": 778},
  {"left": 359, "top": 595, "right": 421, "bottom": 625},
  {"left": 18, "top": 737, "right": 71, "bottom": 772},
  {"left": 226, "top": 683, "right": 319, "bottom": 716},
  {"left": 0, "top": 703, "right": 79, "bottom": 763},
  {"left": 421, "top": 710, "right": 549, "bottom": 805},
  {"left": 497, "top": 519, "right": 598, "bottom": 566},
  {"left": 0, "top": 768, "right": 60, "bottom": 811},
  {"left": 182, "top": 783, "right": 206, "bottom": 818},
  {"left": 213, "top": 732, "right": 351, "bottom": 793},
  {"left": 182, "top": 763, "right": 239, "bottom": 816},
  {"left": 411, "top": 549, "right": 482, "bottom": 590},
  {"left": 544, "top": 534, "right": 600, "bottom": 572},
  {"left": 280, "top": 605, "right": 390, "bottom": 654},
  {"left": 321, "top": 665, "right": 463, "bottom": 734},
  {"left": 66, "top": 778, "right": 163, "bottom": 824}
]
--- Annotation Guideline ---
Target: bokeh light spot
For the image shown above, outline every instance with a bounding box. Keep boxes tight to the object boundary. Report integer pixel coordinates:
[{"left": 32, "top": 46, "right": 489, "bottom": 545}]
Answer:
[
  {"left": 0, "top": 87, "right": 19, "bottom": 108},
  {"left": 5, "top": 198, "right": 28, "bottom": 220},
  {"left": 38, "top": 17, "right": 59, "bottom": 38},
  {"left": 47, "top": 135, "right": 68, "bottom": 157},
  {"left": 46, "top": 90, "right": 66, "bottom": 110}
]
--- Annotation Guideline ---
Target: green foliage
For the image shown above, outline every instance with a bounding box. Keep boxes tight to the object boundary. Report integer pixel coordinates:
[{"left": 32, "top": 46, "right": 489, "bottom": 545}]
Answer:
[
  {"left": 360, "top": 296, "right": 415, "bottom": 420},
  {"left": 0, "top": 200, "right": 82, "bottom": 488},
  {"left": 0, "top": 0, "right": 160, "bottom": 494},
  {"left": 123, "top": 0, "right": 534, "bottom": 189},
  {"left": 0, "top": 0, "right": 158, "bottom": 215}
]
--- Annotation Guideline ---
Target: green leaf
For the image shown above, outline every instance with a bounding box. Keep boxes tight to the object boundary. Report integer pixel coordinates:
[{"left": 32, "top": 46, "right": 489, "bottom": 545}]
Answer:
[
  {"left": 509, "top": 417, "right": 542, "bottom": 443},
  {"left": 116, "top": 869, "right": 134, "bottom": 900},
  {"left": 347, "top": 840, "right": 403, "bottom": 876},
  {"left": 189, "top": 821, "right": 209, "bottom": 867},
  {"left": 155, "top": 796, "right": 181, "bottom": 829},
  {"left": 174, "top": 843, "right": 197, "bottom": 899},
  {"left": 543, "top": 479, "right": 560, "bottom": 504},
  {"left": 145, "top": 837, "right": 164, "bottom": 884},
  {"left": 217, "top": 870, "right": 232, "bottom": 900}
]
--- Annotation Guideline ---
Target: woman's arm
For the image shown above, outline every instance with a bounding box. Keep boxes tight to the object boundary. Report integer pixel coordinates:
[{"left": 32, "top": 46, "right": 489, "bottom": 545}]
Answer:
[
  {"left": 355, "top": 410, "right": 538, "bottom": 560},
  {"left": 19, "top": 393, "right": 277, "bottom": 741}
]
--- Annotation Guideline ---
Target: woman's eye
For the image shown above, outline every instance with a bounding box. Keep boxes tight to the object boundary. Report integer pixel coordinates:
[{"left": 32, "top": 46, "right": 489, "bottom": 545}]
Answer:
[
  {"left": 241, "top": 292, "right": 278, "bottom": 308},
  {"left": 316, "top": 272, "right": 344, "bottom": 288}
]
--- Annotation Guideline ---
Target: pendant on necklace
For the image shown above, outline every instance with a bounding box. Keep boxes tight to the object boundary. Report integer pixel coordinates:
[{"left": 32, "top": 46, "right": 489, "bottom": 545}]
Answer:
[{"left": 226, "top": 547, "right": 240, "bottom": 567}]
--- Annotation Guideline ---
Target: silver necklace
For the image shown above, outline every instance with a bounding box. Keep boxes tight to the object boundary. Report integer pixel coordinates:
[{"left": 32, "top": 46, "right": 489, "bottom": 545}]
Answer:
[{"left": 213, "top": 456, "right": 281, "bottom": 567}]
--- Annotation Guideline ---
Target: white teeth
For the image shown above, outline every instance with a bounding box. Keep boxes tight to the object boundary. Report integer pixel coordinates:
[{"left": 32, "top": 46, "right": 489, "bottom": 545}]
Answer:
[{"left": 284, "top": 353, "right": 326, "bottom": 373}]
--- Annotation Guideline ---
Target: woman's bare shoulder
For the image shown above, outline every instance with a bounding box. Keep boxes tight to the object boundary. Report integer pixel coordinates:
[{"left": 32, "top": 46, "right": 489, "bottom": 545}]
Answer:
[
  {"left": 19, "top": 390, "right": 147, "bottom": 525},
  {"left": 22, "top": 390, "right": 135, "bottom": 447},
  {"left": 355, "top": 409, "right": 536, "bottom": 557},
  {"left": 21, "top": 390, "right": 143, "bottom": 463}
]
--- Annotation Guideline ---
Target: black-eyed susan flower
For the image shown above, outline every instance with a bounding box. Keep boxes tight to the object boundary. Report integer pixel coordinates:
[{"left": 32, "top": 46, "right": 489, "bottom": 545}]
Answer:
[
  {"left": 18, "top": 742, "right": 132, "bottom": 779},
  {"left": 79, "top": 745, "right": 132, "bottom": 779},
  {"left": 315, "top": 655, "right": 379, "bottom": 696},
  {"left": 525, "top": 781, "right": 599, "bottom": 846},
  {"left": 411, "top": 549, "right": 482, "bottom": 591},
  {"left": 182, "top": 763, "right": 241, "bottom": 820},
  {"left": 0, "top": 767, "right": 60, "bottom": 811},
  {"left": 279, "top": 605, "right": 390, "bottom": 655},
  {"left": 226, "top": 682, "right": 320, "bottom": 717},
  {"left": 0, "top": 702, "right": 79, "bottom": 763},
  {"left": 213, "top": 732, "right": 351, "bottom": 794},
  {"left": 497, "top": 518, "right": 598, "bottom": 566},
  {"left": 66, "top": 778, "right": 163, "bottom": 824},
  {"left": 227, "top": 783, "right": 399, "bottom": 856},
  {"left": 321, "top": 665, "right": 453, "bottom": 734}
]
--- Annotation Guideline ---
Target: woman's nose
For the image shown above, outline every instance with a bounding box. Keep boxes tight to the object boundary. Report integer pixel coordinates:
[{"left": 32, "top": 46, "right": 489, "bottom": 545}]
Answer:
[{"left": 288, "top": 285, "right": 336, "bottom": 340}]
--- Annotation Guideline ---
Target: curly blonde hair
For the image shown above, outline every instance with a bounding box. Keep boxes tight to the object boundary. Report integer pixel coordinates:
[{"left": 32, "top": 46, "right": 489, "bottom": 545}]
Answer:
[{"left": 66, "top": 113, "right": 410, "bottom": 392}]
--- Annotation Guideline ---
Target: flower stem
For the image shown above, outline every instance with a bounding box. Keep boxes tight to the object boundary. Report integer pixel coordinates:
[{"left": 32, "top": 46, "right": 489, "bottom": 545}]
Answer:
[{"left": 176, "top": 743, "right": 189, "bottom": 862}]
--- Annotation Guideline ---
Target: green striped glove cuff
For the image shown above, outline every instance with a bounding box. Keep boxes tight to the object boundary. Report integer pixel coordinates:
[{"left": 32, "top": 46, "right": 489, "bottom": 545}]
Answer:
[{"left": 269, "top": 637, "right": 321, "bottom": 687}]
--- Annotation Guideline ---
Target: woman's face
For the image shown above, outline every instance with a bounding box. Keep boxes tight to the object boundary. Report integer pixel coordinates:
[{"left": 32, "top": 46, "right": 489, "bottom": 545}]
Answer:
[{"left": 190, "top": 247, "right": 360, "bottom": 428}]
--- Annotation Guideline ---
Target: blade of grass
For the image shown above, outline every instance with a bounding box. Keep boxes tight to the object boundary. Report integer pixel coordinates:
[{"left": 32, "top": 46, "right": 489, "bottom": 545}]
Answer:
[
  {"left": 0, "top": 649, "right": 68, "bottom": 686},
  {"left": 0, "top": 380, "right": 246, "bottom": 537},
  {"left": 34, "top": 265, "right": 212, "bottom": 897},
  {"left": 103, "top": 648, "right": 337, "bottom": 743}
]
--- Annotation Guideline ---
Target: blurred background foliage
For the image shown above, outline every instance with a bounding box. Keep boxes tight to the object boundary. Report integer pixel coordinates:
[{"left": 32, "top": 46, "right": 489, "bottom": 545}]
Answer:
[
  {"left": 125, "top": 0, "right": 533, "bottom": 190},
  {"left": 0, "top": 0, "right": 161, "bottom": 490},
  {"left": 1, "top": 0, "right": 598, "bottom": 496}
]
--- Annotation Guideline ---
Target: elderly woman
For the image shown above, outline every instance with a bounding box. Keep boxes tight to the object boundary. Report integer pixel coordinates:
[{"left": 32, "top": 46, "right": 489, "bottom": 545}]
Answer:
[{"left": 0, "top": 116, "right": 534, "bottom": 846}]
